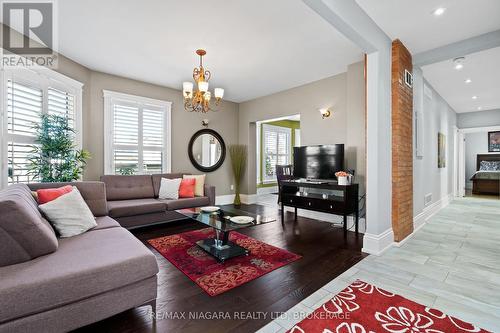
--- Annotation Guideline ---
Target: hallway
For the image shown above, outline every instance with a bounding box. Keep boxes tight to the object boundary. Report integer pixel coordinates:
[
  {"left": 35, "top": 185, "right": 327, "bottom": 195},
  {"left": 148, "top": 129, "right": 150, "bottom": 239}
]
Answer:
[{"left": 259, "top": 197, "right": 500, "bottom": 332}]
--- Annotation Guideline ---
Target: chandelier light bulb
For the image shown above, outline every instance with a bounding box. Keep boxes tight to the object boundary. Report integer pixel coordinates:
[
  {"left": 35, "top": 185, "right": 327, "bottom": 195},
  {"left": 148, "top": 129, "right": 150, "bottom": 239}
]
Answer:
[
  {"left": 198, "top": 81, "right": 209, "bottom": 93},
  {"left": 214, "top": 88, "right": 224, "bottom": 99},
  {"left": 204, "top": 91, "right": 211, "bottom": 101},
  {"left": 183, "top": 82, "right": 193, "bottom": 93}
]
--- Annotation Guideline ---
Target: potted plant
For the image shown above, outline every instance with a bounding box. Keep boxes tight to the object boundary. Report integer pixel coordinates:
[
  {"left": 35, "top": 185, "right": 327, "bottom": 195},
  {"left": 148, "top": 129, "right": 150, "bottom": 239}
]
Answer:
[
  {"left": 229, "top": 144, "right": 247, "bottom": 205},
  {"left": 27, "top": 114, "right": 91, "bottom": 182},
  {"left": 335, "top": 171, "right": 352, "bottom": 186}
]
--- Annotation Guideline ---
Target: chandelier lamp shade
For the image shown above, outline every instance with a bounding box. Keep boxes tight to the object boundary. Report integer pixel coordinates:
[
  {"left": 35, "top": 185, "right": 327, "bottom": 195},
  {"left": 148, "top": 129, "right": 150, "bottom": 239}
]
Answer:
[{"left": 183, "top": 49, "right": 224, "bottom": 113}]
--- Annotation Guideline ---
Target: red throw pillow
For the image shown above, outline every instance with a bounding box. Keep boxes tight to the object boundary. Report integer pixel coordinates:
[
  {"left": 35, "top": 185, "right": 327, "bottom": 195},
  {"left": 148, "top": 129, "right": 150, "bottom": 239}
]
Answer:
[
  {"left": 179, "top": 178, "right": 196, "bottom": 198},
  {"left": 37, "top": 185, "right": 73, "bottom": 204}
]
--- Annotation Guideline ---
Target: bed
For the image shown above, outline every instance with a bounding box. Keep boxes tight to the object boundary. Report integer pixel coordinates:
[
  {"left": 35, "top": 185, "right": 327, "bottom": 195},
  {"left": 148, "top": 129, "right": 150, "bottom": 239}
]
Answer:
[{"left": 470, "top": 154, "right": 500, "bottom": 195}]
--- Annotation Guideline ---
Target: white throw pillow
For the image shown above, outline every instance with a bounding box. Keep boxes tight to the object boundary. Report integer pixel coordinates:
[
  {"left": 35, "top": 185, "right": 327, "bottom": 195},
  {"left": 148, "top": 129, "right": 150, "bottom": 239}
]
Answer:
[
  {"left": 183, "top": 174, "right": 205, "bottom": 197},
  {"left": 38, "top": 187, "right": 97, "bottom": 238},
  {"left": 158, "top": 178, "right": 182, "bottom": 199}
]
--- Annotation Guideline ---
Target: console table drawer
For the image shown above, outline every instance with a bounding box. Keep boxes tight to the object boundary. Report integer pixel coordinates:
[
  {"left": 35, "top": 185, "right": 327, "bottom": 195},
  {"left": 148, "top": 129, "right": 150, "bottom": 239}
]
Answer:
[
  {"left": 317, "top": 201, "right": 345, "bottom": 214},
  {"left": 282, "top": 195, "right": 345, "bottom": 213},
  {"left": 282, "top": 196, "right": 317, "bottom": 209}
]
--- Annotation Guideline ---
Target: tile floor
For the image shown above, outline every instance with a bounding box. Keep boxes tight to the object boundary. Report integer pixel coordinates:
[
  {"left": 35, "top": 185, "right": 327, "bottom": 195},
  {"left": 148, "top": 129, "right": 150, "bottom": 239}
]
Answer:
[{"left": 257, "top": 197, "right": 500, "bottom": 333}]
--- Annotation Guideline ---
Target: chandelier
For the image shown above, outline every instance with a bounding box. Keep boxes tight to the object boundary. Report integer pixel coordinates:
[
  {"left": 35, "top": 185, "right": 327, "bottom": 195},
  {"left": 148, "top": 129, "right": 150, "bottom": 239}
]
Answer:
[{"left": 182, "top": 49, "right": 224, "bottom": 113}]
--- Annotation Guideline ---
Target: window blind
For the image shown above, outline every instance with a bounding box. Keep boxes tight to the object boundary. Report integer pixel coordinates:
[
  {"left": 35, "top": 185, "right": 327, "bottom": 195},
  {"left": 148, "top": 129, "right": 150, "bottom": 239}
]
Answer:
[
  {"left": 110, "top": 101, "right": 167, "bottom": 175},
  {"left": 48, "top": 87, "right": 75, "bottom": 129},
  {"left": 3, "top": 72, "right": 82, "bottom": 187},
  {"left": 262, "top": 124, "right": 291, "bottom": 182}
]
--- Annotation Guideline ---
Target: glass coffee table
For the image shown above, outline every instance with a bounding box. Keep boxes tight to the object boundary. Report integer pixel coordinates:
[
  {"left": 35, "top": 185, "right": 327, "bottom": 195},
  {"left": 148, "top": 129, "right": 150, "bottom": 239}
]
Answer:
[{"left": 176, "top": 206, "right": 276, "bottom": 262}]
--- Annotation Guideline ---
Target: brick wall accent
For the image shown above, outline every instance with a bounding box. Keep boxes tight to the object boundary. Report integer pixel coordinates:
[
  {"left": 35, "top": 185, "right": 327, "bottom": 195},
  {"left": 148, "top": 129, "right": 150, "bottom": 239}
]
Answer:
[{"left": 392, "top": 40, "right": 413, "bottom": 242}]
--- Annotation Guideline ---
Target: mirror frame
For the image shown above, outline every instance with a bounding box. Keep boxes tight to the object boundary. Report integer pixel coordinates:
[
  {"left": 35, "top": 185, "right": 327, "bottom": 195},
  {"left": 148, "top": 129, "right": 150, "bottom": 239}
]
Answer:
[{"left": 188, "top": 128, "right": 226, "bottom": 172}]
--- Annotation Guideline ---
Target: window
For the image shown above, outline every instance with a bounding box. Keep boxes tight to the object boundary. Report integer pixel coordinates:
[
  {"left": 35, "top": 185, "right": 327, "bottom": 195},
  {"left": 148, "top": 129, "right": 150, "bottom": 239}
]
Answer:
[
  {"left": 103, "top": 90, "right": 171, "bottom": 175},
  {"left": 1, "top": 68, "right": 83, "bottom": 188},
  {"left": 262, "top": 124, "right": 291, "bottom": 182}
]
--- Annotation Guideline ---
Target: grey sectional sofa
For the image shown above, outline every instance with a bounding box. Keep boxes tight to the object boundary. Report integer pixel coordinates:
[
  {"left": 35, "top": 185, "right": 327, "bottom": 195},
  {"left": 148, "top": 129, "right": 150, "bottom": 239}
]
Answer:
[
  {"left": 0, "top": 182, "right": 158, "bottom": 333},
  {"left": 100, "top": 173, "right": 216, "bottom": 229}
]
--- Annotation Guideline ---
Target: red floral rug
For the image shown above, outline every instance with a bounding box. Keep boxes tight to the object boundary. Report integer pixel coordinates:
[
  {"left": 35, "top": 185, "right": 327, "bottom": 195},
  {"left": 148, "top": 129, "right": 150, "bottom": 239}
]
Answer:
[
  {"left": 288, "top": 280, "right": 490, "bottom": 333},
  {"left": 148, "top": 228, "right": 301, "bottom": 296}
]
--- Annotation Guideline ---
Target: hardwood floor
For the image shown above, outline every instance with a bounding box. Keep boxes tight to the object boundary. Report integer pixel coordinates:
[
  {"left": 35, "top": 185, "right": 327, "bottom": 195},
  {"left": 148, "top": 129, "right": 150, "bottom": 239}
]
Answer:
[{"left": 76, "top": 204, "right": 366, "bottom": 333}]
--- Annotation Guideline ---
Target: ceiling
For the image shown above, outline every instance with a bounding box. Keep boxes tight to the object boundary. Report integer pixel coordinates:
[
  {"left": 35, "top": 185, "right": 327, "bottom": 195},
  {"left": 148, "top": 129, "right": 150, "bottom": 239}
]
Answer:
[
  {"left": 49, "top": 0, "right": 362, "bottom": 103},
  {"left": 356, "top": 0, "right": 500, "bottom": 54},
  {"left": 422, "top": 47, "right": 500, "bottom": 113}
]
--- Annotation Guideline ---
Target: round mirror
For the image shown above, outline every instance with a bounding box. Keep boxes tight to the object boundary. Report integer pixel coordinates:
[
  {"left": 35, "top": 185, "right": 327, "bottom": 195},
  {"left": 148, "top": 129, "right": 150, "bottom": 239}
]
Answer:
[{"left": 188, "top": 129, "right": 226, "bottom": 172}]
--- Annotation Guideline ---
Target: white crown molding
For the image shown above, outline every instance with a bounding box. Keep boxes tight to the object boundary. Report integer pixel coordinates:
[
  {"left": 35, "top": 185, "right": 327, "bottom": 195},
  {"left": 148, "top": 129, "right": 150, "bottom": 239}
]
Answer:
[{"left": 102, "top": 89, "right": 172, "bottom": 107}]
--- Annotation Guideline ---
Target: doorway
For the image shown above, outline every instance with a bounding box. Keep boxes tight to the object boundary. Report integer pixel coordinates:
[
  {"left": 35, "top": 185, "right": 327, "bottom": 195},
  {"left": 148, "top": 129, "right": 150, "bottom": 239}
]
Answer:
[{"left": 255, "top": 114, "right": 300, "bottom": 198}]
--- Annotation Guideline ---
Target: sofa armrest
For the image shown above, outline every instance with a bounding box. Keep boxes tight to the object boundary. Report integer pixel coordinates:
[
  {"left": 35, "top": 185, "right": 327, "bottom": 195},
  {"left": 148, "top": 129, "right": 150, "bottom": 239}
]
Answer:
[
  {"left": 204, "top": 184, "right": 216, "bottom": 205},
  {"left": 28, "top": 181, "right": 108, "bottom": 217}
]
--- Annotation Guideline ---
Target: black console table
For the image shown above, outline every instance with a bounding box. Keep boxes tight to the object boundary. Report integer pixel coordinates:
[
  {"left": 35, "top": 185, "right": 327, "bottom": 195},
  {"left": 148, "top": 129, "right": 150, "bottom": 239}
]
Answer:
[{"left": 279, "top": 179, "right": 359, "bottom": 235}]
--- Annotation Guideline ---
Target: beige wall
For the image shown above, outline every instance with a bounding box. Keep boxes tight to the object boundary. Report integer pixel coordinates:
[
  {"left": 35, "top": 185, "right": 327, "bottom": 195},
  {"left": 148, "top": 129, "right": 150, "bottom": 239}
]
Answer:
[
  {"left": 3, "top": 24, "right": 365, "bottom": 197},
  {"left": 49, "top": 56, "right": 239, "bottom": 195},
  {"left": 238, "top": 61, "right": 366, "bottom": 195}
]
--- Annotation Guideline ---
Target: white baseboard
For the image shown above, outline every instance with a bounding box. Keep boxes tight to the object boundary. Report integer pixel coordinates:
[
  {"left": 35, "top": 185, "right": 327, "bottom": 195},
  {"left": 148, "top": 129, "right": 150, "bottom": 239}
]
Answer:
[
  {"left": 362, "top": 228, "right": 394, "bottom": 255},
  {"left": 394, "top": 193, "right": 453, "bottom": 248},
  {"left": 215, "top": 195, "right": 235, "bottom": 205},
  {"left": 257, "top": 186, "right": 278, "bottom": 195},
  {"left": 215, "top": 194, "right": 258, "bottom": 205},
  {"left": 241, "top": 194, "right": 257, "bottom": 204}
]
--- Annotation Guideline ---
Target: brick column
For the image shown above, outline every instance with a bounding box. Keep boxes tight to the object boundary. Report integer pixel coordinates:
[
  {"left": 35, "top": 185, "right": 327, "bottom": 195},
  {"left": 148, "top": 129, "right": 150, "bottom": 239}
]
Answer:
[{"left": 392, "top": 40, "right": 413, "bottom": 242}]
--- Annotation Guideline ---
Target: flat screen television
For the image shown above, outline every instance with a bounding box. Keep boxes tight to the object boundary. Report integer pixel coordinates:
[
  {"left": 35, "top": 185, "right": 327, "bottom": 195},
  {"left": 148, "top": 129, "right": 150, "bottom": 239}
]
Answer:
[{"left": 293, "top": 144, "right": 344, "bottom": 180}]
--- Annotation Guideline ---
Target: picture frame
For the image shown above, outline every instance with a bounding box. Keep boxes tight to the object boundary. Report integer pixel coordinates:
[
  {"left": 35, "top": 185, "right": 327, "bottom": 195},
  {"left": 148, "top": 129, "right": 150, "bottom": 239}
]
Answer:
[
  {"left": 438, "top": 132, "right": 446, "bottom": 168},
  {"left": 488, "top": 131, "right": 500, "bottom": 152}
]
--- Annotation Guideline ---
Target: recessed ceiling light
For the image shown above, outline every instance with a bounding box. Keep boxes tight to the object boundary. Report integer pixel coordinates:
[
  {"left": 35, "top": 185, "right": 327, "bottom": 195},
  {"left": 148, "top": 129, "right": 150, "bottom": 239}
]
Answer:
[
  {"left": 433, "top": 7, "right": 446, "bottom": 16},
  {"left": 477, "top": 107, "right": 482, "bottom": 110},
  {"left": 472, "top": 96, "right": 478, "bottom": 100},
  {"left": 465, "top": 79, "right": 472, "bottom": 84},
  {"left": 453, "top": 57, "right": 465, "bottom": 70}
]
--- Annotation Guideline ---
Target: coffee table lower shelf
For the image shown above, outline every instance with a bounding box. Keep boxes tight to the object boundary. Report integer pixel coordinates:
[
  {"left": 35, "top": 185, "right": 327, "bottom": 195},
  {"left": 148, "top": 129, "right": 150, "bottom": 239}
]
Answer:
[{"left": 196, "top": 238, "right": 249, "bottom": 263}]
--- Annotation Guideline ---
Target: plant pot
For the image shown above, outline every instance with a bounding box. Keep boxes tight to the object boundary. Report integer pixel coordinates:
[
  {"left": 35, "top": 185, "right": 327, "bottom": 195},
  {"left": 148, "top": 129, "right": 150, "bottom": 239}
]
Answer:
[{"left": 338, "top": 176, "right": 350, "bottom": 186}]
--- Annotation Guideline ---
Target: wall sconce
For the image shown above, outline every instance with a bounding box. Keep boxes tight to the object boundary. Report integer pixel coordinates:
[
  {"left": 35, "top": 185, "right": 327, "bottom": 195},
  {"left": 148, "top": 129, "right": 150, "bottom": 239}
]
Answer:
[{"left": 319, "top": 108, "right": 331, "bottom": 119}]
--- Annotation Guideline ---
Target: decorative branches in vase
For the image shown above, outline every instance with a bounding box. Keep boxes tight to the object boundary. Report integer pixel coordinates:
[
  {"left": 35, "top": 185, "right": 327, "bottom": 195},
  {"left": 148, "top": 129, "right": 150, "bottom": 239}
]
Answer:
[
  {"left": 229, "top": 144, "right": 247, "bottom": 206},
  {"left": 27, "top": 114, "right": 91, "bottom": 182}
]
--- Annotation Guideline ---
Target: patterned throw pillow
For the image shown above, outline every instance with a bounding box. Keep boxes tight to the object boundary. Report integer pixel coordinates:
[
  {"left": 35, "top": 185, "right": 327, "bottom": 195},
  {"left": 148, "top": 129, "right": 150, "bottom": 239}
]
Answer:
[
  {"left": 158, "top": 178, "right": 182, "bottom": 200},
  {"left": 480, "top": 160, "right": 500, "bottom": 171},
  {"left": 38, "top": 187, "right": 97, "bottom": 237}
]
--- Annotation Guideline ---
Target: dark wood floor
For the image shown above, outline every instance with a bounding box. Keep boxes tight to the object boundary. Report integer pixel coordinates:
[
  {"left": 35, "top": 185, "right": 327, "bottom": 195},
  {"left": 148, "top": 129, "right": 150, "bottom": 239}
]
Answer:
[{"left": 76, "top": 204, "right": 366, "bottom": 333}]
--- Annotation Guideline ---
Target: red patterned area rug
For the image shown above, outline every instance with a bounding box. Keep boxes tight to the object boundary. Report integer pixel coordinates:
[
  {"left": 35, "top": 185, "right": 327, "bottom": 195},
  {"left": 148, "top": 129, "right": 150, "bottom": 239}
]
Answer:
[
  {"left": 289, "top": 280, "right": 490, "bottom": 333},
  {"left": 148, "top": 228, "right": 301, "bottom": 296}
]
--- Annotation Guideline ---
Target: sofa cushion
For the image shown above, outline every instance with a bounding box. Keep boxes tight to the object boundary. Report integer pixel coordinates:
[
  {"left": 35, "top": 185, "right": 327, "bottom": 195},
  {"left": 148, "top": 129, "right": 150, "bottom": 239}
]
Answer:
[
  {"left": 151, "top": 173, "right": 185, "bottom": 197},
  {"left": 183, "top": 174, "right": 206, "bottom": 196},
  {"left": 36, "top": 185, "right": 73, "bottom": 204},
  {"left": 28, "top": 182, "right": 108, "bottom": 217},
  {"left": 0, "top": 227, "right": 158, "bottom": 323},
  {"left": 0, "top": 184, "right": 58, "bottom": 267},
  {"left": 101, "top": 175, "right": 154, "bottom": 200},
  {"left": 164, "top": 196, "right": 210, "bottom": 211},
  {"left": 38, "top": 187, "right": 97, "bottom": 238},
  {"left": 92, "top": 216, "right": 121, "bottom": 230},
  {"left": 107, "top": 199, "right": 167, "bottom": 218},
  {"left": 158, "top": 177, "right": 182, "bottom": 200},
  {"left": 179, "top": 178, "right": 196, "bottom": 198}
]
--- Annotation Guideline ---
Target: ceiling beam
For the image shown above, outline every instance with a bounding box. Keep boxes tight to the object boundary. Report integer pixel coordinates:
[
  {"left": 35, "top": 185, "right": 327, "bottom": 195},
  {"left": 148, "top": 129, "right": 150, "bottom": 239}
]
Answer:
[
  {"left": 414, "top": 30, "right": 500, "bottom": 67},
  {"left": 302, "top": 0, "right": 391, "bottom": 53}
]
